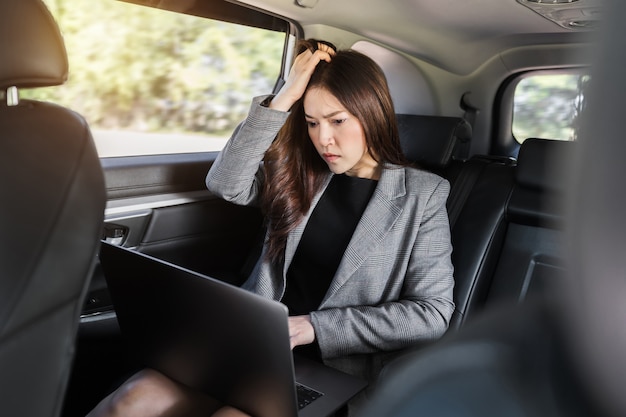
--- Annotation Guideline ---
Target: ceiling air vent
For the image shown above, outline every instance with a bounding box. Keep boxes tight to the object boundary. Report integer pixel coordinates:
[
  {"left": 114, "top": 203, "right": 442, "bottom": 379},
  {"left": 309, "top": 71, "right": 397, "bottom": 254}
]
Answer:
[
  {"left": 517, "top": 0, "right": 601, "bottom": 30},
  {"left": 526, "top": 0, "right": 579, "bottom": 4}
]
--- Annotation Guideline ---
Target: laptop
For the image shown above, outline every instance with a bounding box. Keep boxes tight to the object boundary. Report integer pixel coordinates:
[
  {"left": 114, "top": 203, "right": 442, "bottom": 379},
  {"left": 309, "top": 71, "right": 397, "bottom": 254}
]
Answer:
[{"left": 99, "top": 241, "right": 367, "bottom": 417}]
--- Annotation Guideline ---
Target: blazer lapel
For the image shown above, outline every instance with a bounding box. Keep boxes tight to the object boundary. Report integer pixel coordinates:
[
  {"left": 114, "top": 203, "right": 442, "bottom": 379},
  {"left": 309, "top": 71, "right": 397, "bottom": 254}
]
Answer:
[{"left": 320, "top": 166, "right": 407, "bottom": 306}]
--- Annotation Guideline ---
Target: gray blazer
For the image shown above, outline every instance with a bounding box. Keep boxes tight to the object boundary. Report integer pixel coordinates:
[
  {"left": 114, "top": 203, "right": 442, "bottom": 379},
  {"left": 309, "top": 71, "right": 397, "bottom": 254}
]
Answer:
[{"left": 206, "top": 96, "right": 455, "bottom": 383}]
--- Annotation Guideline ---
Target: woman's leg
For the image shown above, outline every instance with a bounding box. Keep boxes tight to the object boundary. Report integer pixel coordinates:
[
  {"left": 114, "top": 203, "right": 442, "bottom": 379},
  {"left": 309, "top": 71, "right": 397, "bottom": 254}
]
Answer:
[
  {"left": 85, "top": 368, "right": 248, "bottom": 417},
  {"left": 211, "top": 406, "right": 252, "bottom": 417}
]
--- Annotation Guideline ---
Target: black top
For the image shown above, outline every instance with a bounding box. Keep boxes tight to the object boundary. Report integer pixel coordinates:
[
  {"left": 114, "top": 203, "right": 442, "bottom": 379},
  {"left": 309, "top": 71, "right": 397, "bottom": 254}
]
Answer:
[
  {"left": 282, "top": 174, "right": 378, "bottom": 315},
  {"left": 282, "top": 174, "right": 377, "bottom": 361}
]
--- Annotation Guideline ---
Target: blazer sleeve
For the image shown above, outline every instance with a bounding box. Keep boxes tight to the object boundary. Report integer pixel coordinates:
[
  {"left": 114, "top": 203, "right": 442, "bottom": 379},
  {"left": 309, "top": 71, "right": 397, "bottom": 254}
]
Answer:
[
  {"left": 310, "top": 177, "right": 455, "bottom": 359},
  {"left": 205, "top": 95, "right": 289, "bottom": 206}
]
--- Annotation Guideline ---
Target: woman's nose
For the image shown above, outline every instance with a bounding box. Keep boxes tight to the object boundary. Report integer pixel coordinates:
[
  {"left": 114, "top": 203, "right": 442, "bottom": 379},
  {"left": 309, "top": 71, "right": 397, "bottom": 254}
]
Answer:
[{"left": 317, "top": 124, "right": 334, "bottom": 147}]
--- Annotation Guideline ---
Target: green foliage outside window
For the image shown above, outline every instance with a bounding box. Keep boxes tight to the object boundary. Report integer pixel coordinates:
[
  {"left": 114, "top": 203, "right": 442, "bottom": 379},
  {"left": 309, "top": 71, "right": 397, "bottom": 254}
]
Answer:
[
  {"left": 513, "top": 73, "right": 589, "bottom": 142},
  {"left": 25, "top": 0, "right": 284, "bottom": 141}
]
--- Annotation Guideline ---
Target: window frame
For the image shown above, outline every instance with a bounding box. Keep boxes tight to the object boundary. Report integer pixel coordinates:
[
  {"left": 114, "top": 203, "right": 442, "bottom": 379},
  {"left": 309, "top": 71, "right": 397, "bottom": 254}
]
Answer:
[{"left": 122, "top": 0, "right": 302, "bottom": 95}]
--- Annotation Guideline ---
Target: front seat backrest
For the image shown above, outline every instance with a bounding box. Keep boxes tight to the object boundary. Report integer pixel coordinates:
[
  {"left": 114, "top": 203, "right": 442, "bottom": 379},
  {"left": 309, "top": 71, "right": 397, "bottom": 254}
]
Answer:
[
  {"left": 396, "top": 114, "right": 472, "bottom": 174},
  {"left": 0, "top": 1, "right": 106, "bottom": 416}
]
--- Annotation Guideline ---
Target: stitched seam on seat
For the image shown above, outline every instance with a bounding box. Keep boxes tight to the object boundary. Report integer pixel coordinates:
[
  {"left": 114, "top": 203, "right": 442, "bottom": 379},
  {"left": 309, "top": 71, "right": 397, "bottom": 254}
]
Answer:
[{"left": 0, "top": 295, "right": 80, "bottom": 344}]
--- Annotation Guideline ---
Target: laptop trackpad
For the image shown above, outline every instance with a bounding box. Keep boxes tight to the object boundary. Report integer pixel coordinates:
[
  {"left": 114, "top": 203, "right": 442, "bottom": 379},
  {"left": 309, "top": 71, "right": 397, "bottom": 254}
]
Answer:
[{"left": 294, "top": 355, "right": 367, "bottom": 417}]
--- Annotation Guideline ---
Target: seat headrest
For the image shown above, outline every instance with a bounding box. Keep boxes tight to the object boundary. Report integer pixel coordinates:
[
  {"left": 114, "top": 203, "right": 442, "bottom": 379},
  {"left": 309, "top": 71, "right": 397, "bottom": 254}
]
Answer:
[
  {"left": 397, "top": 114, "right": 471, "bottom": 171},
  {"left": 0, "top": 0, "right": 68, "bottom": 90},
  {"left": 515, "top": 138, "right": 576, "bottom": 192}
]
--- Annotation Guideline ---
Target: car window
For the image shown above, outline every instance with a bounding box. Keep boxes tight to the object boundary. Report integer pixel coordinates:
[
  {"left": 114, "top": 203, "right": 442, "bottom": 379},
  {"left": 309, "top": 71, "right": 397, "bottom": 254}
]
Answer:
[
  {"left": 512, "top": 73, "right": 590, "bottom": 143},
  {"left": 24, "top": 0, "right": 287, "bottom": 157}
]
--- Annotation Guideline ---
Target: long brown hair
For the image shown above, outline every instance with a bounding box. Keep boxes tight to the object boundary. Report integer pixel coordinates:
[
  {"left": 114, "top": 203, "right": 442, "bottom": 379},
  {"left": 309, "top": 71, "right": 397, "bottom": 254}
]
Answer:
[{"left": 261, "top": 39, "right": 408, "bottom": 263}]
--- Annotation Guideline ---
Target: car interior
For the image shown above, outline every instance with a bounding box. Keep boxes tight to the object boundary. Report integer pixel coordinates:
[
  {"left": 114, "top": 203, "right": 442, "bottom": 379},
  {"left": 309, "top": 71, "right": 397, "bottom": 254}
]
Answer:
[{"left": 3, "top": 0, "right": 623, "bottom": 416}]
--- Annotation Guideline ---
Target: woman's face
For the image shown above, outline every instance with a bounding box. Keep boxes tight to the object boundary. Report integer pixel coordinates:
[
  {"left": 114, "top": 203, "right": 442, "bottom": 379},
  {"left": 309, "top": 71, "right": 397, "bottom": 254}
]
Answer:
[{"left": 303, "top": 87, "right": 379, "bottom": 179}]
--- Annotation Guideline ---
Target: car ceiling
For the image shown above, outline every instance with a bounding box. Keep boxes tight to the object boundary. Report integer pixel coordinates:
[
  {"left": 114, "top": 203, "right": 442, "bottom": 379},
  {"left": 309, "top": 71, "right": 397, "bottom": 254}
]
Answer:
[{"left": 230, "top": 0, "right": 601, "bottom": 75}]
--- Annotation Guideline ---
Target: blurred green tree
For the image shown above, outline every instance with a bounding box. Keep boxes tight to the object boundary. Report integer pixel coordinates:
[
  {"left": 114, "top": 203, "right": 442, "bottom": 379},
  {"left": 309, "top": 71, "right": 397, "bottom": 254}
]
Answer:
[
  {"left": 24, "top": 0, "right": 284, "bottom": 136},
  {"left": 513, "top": 74, "right": 589, "bottom": 142}
]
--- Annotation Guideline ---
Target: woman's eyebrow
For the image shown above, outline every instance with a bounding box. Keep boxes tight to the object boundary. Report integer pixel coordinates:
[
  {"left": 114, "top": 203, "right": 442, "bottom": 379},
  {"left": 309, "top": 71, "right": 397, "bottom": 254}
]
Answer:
[{"left": 304, "top": 110, "right": 344, "bottom": 119}]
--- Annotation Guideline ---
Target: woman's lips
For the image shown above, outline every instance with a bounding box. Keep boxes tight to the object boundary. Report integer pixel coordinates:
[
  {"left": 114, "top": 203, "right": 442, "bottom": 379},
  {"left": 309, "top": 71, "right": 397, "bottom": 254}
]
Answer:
[{"left": 323, "top": 153, "right": 339, "bottom": 162}]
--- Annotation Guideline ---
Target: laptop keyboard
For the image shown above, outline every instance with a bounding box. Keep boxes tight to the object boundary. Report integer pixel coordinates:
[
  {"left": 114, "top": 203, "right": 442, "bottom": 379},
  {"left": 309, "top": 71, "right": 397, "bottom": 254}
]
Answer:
[{"left": 296, "top": 382, "right": 324, "bottom": 409}]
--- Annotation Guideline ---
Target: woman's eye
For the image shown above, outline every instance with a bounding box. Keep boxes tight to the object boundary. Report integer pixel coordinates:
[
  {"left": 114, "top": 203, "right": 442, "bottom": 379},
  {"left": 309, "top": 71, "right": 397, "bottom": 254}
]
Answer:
[
  {"left": 333, "top": 118, "right": 346, "bottom": 125},
  {"left": 307, "top": 121, "right": 318, "bottom": 128}
]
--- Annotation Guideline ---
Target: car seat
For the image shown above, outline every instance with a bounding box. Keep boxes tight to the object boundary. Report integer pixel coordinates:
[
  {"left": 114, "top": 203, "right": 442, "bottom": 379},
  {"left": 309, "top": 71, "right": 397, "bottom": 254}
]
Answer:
[{"left": 0, "top": 1, "right": 106, "bottom": 416}]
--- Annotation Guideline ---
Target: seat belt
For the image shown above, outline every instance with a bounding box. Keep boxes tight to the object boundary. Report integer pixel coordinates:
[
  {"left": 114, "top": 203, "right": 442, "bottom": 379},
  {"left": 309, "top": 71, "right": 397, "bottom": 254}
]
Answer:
[
  {"left": 456, "top": 92, "right": 479, "bottom": 161},
  {"left": 447, "top": 158, "right": 486, "bottom": 229}
]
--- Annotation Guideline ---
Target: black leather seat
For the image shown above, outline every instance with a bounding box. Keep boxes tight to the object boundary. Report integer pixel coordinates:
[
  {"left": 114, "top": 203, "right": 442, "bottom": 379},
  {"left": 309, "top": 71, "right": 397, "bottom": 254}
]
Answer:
[
  {"left": 446, "top": 154, "right": 516, "bottom": 329},
  {"left": 396, "top": 113, "right": 472, "bottom": 175},
  {"left": 396, "top": 113, "right": 509, "bottom": 330},
  {"left": 395, "top": 112, "right": 521, "bottom": 330},
  {"left": 397, "top": 119, "right": 572, "bottom": 333},
  {"left": 483, "top": 138, "right": 574, "bottom": 310},
  {"left": 446, "top": 138, "right": 574, "bottom": 329},
  {"left": 0, "top": 1, "right": 106, "bottom": 416}
]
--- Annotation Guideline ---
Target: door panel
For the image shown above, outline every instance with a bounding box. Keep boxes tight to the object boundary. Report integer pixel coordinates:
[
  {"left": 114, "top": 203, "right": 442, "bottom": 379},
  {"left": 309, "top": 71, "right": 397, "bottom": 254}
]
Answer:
[
  {"left": 102, "top": 152, "right": 215, "bottom": 199},
  {"left": 94, "top": 152, "right": 264, "bottom": 309},
  {"left": 135, "top": 199, "right": 263, "bottom": 283}
]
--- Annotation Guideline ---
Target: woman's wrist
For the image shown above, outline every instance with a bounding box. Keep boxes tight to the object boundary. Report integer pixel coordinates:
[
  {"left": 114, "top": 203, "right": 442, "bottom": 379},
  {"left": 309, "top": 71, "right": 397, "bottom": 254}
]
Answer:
[{"left": 268, "top": 92, "right": 297, "bottom": 112}]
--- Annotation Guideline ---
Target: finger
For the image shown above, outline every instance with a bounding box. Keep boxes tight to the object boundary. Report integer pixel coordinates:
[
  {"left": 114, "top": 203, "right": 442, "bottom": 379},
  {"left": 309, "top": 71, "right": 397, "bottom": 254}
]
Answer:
[
  {"left": 316, "top": 42, "right": 336, "bottom": 56},
  {"left": 296, "top": 48, "right": 331, "bottom": 66},
  {"left": 313, "top": 49, "right": 333, "bottom": 63},
  {"left": 295, "top": 45, "right": 332, "bottom": 63}
]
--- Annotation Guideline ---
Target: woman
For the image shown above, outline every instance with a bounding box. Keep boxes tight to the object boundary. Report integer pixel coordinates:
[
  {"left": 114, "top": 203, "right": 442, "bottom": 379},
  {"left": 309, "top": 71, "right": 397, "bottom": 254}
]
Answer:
[{"left": 87, "top": 39, "right": 454, "bottom": 417}]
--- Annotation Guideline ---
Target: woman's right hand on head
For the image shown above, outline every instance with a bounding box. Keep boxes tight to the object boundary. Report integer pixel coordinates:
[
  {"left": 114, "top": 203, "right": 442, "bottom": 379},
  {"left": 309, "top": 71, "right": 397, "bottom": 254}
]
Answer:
[{"left": 269, "top": 43, "right": 334, "bottom": 112}]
